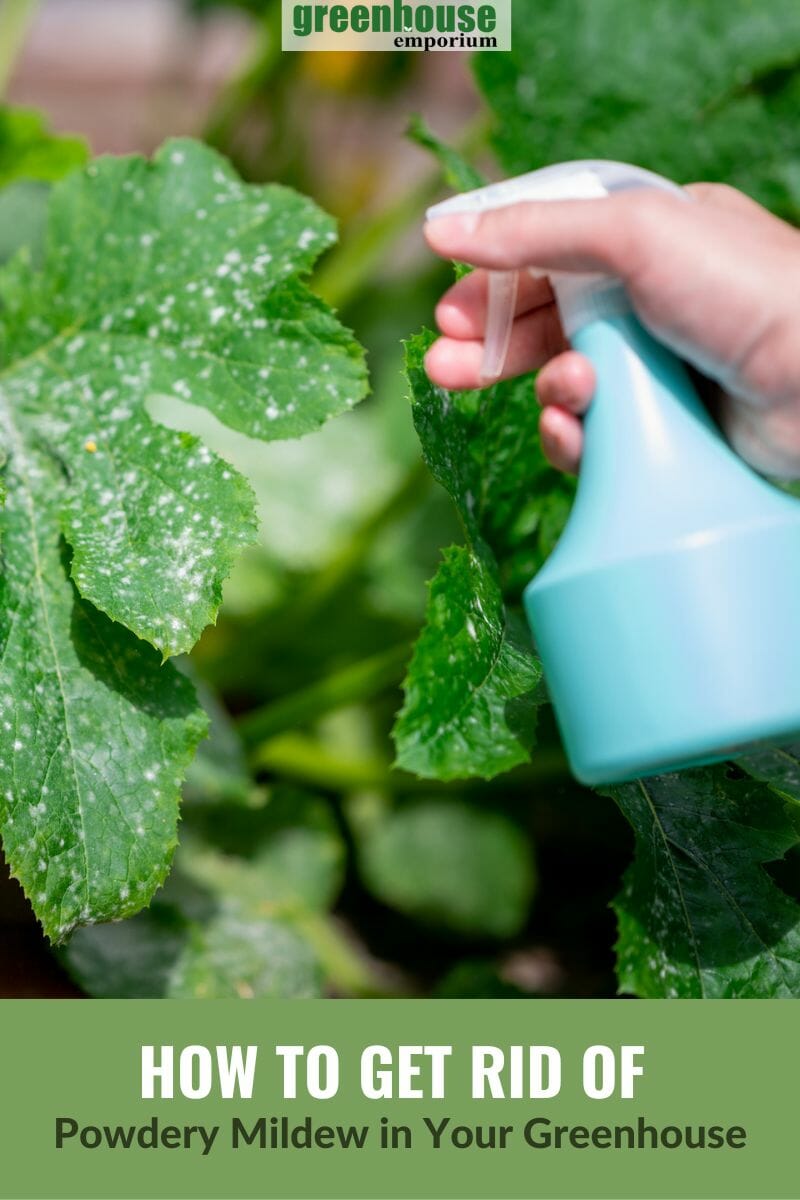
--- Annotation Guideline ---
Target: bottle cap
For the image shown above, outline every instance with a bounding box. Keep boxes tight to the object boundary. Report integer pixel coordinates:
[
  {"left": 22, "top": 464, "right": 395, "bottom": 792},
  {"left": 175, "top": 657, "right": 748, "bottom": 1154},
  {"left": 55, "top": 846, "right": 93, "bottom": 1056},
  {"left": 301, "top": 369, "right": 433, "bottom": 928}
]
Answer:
[{"left": 426, "top": 160, "right": 686, "bottom": 380}]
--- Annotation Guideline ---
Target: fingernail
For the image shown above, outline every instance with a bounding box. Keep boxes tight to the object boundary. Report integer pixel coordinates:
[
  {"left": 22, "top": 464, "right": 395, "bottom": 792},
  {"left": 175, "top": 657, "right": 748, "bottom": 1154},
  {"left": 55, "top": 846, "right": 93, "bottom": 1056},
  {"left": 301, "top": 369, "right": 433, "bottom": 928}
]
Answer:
[{"left": 425, "top": 212, "right": 480, "bottom": 242}]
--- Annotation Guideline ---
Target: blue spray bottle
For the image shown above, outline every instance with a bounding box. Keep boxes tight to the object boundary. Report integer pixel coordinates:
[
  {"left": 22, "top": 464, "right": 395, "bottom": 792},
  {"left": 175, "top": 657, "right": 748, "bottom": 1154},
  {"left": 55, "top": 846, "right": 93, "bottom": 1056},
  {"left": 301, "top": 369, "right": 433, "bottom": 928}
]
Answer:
[{"left": 428, "top": 161, "right": 800, "bottom": 785}]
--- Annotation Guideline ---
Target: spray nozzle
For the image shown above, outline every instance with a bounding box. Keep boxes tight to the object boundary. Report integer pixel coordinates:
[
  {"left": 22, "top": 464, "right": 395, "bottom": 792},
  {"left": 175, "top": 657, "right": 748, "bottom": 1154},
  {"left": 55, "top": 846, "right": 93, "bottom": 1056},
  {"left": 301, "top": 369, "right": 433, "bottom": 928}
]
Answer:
[{"left": 426, "top": 160, "right": 686, "bottom": 382}]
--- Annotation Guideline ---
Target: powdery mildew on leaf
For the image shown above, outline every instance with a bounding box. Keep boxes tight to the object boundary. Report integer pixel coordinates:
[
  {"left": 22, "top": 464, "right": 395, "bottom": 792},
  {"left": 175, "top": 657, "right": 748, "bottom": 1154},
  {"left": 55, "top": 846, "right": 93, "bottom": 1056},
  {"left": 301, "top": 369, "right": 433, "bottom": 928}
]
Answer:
[
  {"left": 0, "top": 139, "right": 367, "bottom": 939},
  {"left": 606, "top": 767, "right": 800, "bottom": 998},
  {"left": 394, "top": 546, "right": 541, "bottom": 780},
  {"left": 393, "top": 332, "right": 558, "bottom": 781}
]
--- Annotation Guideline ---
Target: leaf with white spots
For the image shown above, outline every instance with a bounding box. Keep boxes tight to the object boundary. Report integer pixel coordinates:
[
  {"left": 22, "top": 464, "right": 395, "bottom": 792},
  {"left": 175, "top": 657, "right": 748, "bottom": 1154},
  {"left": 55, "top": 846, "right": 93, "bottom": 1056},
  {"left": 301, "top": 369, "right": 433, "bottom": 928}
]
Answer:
[
  {"left": 393, "top": 333, "right": 553, "bottom": 781},
  {"left": 0, "top": 137, "right": 366, "bottom": 656},
  {"left": 393, "top": 546, "right": 542, "bottom": 781},
  {"left": 0, "top": 139, "right": 367, "bottom": 937},
  {"left": 0, "top": 444, "right": 207, "bottom": 941},
  {"left": 606, "top": 767, "right": 800, "bottom": 998}
]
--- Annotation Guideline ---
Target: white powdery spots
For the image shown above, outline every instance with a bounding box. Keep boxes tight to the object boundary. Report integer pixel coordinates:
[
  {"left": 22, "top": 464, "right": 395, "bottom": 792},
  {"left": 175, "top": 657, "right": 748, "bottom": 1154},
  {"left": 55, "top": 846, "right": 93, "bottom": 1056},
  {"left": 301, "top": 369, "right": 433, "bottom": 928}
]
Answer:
[{"left": 0, "top": 139, "right": 363, "bottom": 935}]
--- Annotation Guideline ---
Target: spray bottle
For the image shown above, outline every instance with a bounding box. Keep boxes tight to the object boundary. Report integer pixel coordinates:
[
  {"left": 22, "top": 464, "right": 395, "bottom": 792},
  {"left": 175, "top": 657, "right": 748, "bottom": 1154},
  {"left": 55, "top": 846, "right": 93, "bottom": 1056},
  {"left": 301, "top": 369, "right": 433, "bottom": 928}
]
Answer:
[{"left": 427, "top": 161, "right": 800, "bottom": 785}]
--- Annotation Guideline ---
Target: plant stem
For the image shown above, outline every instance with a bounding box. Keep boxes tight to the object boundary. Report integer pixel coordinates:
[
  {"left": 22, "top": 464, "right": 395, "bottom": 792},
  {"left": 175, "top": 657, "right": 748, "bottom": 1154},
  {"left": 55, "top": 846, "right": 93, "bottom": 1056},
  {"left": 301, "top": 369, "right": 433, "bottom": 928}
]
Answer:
[
  {"left": 0, "top": 0, "right": 38, "bottom": 98},
  {"left": 238, "top": 642, "right": 411, "bottom": 747},
  {"left": 293, "top": 910, "right": 398, "bottom": 998},
  {"left": 313, "top": 113, "right": 490, "bottom": 311},
  {"left": 252, "top": 733, "right": 394, "bottom": 790},
  {"left": 252, "top": 730, "right": 570, "bottom": 794},
  {"left": 203, "top": 10, "right": 282, "bottom": 152}
]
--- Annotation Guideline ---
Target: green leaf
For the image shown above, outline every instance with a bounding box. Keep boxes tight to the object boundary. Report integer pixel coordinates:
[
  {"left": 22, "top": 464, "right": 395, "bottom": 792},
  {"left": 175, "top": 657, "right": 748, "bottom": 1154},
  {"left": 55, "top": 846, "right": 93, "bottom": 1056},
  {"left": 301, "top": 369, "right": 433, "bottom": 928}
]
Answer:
[
  {"left": 167, "top": 905, "right": 321, "bottom": 999},
  {"left": 59, "top": 903, "right": 190, "bottom": 999},
  {"left": 738, "top": 743, "right": 800, "bottom": 805},
  {"left": 356, "top": 797, "right": 536, "bottom": 938},
  {"left": 406, "top": 329, "right": 573, "bottom": 592},
  {"left": 474, "top": 0, "right": 800, "bottom": 218},
  {"left": 393, "top": 546, "right": 541, "bottom": 781},
  {"left": 0, "top": 106, "right": 87, "bottom": 189},
  {"left": 606, "top": 767, "right": 800, "bottom": 998},
  {"left": 0, "top": 137, "right": 366, "bottom": 657},
  {"left": 62, "top": 788, "right": 346, "bottom": 996},
  {"left": 0, "top": 139, "right": 367, "bottom": 938},
  {"left": 63, "top": 897, "right": 321, "bottom": 999},
  {"left": 182, "top": 673, "right": 264, "bottom": 808},
  {"left": 0, "top": 522, "right": 207, "bottom": 943},
  {"left": 180, "top": 788, "right": 347, "bottom": 912},
  {"left": 393, "top": 332, "right": 565, "bottom": 781},
  {"left": 0, "top": 182, "right": 49, "bottom": 266},
  {"left": 407, "top": 115, "right": 486, "bottom": 193}
]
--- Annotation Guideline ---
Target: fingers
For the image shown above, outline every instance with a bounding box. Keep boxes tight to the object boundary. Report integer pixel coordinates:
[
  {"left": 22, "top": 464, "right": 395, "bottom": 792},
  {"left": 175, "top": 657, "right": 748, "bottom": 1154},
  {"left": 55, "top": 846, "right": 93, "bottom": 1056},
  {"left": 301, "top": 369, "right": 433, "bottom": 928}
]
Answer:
[
  {"left": 435, "top": 268, "right": 553, "bottom": 340},
  {"left": 424, "top": 304, "right": 567, "bottom": 390},
  {"left": 536, "top": 351, "right": 595, "bottom": 414},
  {"left": 539, "top": 406, "right": 584, "bottom": 475},
  {"left": 719, "top": 393, "right": 800, "bottom": 479},
  {"left": 536, "top": 353, "right": 595, "bottom": 474},
  {"left": 424, "top": 191, "right": 675, "bottom": 277}
]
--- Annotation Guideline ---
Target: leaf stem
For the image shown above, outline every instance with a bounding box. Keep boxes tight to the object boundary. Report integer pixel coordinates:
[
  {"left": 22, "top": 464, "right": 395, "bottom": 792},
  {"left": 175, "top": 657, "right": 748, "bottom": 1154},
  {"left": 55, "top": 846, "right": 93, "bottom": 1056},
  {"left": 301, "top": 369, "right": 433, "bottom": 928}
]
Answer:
[
  {"left": 252, "top": 730, "right": 570, "bottom": 794},
  {"left": 313, "top": 113, "right": 490, "bottom": 311},
  {"left": 203, "top": 10, "right": 282, "bottom": 152},
  {"left": 238, "top": 642, "right": 411, "bottom": 747},
  {"left": 252, "top": 733, "right": 394, "bottom": 790},
  {"left": 293, "top": 909, "right": 398, "bottom": 998},
  {"left": 0, "top": 0, "right": 38, "bottom": 99}
]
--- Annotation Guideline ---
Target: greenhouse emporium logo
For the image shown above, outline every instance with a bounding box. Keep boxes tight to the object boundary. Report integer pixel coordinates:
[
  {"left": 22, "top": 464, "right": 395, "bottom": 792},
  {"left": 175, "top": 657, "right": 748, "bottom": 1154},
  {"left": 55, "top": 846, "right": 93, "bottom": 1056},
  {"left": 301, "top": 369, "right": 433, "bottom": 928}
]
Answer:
[{"left": 282, "top": 0, "right": 511, "bottom": 51}]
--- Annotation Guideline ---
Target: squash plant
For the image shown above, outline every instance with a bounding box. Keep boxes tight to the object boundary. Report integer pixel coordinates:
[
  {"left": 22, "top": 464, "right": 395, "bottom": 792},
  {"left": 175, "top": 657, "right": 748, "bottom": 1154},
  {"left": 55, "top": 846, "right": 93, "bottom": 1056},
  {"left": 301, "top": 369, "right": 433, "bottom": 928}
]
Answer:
[
  {"left": 7, "top": 0, "right": 800, "bottom": 1002},
  {"left": 0, "top": 125, "right": 366, "bottom": 944},
  {"left": 394, "top": 0, "right": 800, "bottom": 998}
]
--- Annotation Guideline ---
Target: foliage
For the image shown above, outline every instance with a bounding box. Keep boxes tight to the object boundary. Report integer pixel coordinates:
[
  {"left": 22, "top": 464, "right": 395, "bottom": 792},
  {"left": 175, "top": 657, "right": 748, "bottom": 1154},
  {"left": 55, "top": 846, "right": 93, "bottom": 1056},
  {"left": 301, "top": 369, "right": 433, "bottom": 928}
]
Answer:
[
  {"left": 353, "top": 796, "right": 536, "bottom": 938},
  {"left": 0, "top": 107, "right": 87, "bottom": 190},
  {"left": 394, "top": 0, "right": 800, "bottom": 999},
  {"left": 62, "top": 788, "right": 343, "bottom": 998},
  {"left": 474, "top": 0, "right": 800, "bottom": 218},
  {"left": 6, "top": 0, "right": 800, "bottom": 1004},
  {"left": 606, "top": 766, "right": 800, "bottom": 998},
  {"left": 0, "top": 137, "right": 366, "bottom": 941}
]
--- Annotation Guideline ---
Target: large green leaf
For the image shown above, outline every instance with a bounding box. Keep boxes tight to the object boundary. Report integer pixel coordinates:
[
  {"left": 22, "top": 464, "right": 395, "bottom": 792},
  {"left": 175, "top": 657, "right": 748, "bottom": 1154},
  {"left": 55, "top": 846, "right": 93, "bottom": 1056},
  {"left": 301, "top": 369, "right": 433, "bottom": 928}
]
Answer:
[
  {"left": 356, "top": 797, "right": 536, "bottom": 938},
  {"left": 393, "top": 545, "right": 540, "bottom": 780},
  {"left": 0, "top": 139, "right": 367, "bottom": 939},
  {"left": 392, "top": 332, "right": 564, "bottom": 780},
  {"left": 0, "top": 106, "right": 87, "bottom": 189},
  {"left": 475, "top": 0, "right": 800, "bottom": 217},
  {"left": 607, "top": 767, "right": 800, "bottom": 998},
  {"left": 62, "top": 787, "right": 346, "bottom": 997}
]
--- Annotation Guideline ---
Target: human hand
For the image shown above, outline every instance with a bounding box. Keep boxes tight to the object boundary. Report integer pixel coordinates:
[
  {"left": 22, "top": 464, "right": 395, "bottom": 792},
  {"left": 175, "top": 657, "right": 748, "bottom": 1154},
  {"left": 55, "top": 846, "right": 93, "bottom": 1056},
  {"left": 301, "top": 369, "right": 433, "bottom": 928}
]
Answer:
[{"left": 424, "top": 184, "right": 800, "bottom": 478}]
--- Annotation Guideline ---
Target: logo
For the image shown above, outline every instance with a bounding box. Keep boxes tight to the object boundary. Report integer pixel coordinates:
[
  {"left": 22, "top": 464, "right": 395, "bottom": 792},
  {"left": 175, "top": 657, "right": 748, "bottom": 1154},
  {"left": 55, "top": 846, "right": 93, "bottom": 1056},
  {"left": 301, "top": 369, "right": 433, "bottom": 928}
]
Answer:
[{"left": 282, "top": 0, "right": 511, "bottom": 52}]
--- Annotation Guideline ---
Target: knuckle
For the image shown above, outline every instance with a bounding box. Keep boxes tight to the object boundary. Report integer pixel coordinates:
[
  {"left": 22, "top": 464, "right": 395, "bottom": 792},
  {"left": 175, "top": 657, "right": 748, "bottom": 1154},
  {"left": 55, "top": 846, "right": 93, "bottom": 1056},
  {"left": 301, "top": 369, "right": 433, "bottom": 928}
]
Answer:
[{"left": 608, "top": 193, "right": 674, "bottom": 277}]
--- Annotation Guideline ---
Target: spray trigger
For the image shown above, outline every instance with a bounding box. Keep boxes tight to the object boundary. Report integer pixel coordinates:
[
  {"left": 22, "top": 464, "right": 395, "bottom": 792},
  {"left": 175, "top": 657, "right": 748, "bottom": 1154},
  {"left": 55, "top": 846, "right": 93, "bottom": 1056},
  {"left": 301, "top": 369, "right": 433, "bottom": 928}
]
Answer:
[{"left": 482, "top": 270, "right": 519, "bottom": 382}]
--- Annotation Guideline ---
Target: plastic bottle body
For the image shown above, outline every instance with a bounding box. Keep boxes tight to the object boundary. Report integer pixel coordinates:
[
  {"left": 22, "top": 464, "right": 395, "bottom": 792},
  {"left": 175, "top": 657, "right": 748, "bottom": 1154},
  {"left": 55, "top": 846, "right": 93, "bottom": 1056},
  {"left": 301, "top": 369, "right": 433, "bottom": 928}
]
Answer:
[{"left": 523, "top": 314, "right": 800, "bottom": 784}]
